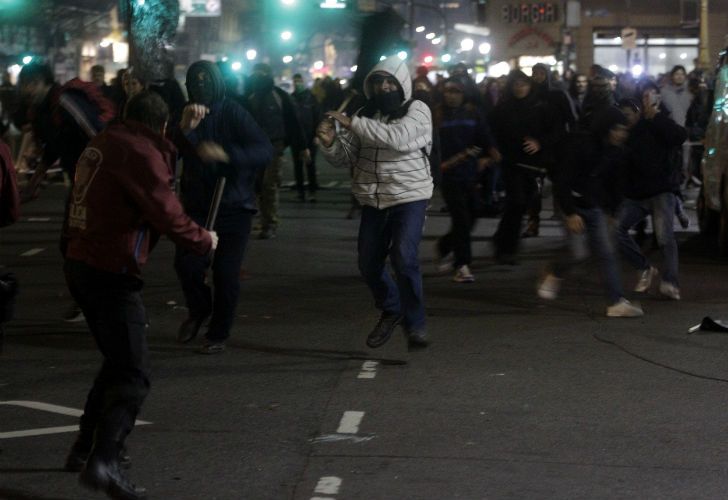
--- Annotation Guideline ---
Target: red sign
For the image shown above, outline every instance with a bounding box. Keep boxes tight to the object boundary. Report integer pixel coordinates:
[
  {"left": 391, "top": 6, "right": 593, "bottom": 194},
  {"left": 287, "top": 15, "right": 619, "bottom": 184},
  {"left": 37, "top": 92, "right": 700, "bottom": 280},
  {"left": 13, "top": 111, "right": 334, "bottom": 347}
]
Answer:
[{"left": 502, "top": 3, "right": 559, "bottom": 24}]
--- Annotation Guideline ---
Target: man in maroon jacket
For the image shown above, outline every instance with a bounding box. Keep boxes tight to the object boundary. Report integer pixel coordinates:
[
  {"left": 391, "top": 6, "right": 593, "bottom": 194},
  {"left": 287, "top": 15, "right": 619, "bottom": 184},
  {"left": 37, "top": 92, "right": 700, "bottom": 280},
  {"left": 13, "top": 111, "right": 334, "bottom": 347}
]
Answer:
[{"left": 63, "top": 91, "right": 217, "bottom": 500}]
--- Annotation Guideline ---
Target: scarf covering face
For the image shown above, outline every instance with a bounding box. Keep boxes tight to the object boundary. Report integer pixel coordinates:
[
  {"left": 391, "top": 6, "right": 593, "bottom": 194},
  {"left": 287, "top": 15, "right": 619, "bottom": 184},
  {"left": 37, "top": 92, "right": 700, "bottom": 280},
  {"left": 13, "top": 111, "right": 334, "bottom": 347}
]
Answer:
[
  {"left": 374, "top": 90, "right": 402, "bottom": 115},
  {"left": 186, "top": 61, "right": 225, "bottom": 106}
]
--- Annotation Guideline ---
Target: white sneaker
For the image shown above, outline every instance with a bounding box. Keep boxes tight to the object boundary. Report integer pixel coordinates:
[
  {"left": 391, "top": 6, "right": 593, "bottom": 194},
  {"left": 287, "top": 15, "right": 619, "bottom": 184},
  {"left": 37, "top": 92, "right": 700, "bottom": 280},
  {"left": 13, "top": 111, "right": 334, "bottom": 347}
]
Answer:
[
  {"left": 634, "top": 266, "right": 658, "bottom": 293},
  {"left": 537, "top": 273, "right": 562, "bottom": 300},
  {"left": 606, "top": 298, "right": 644, "bottom": 317},
  {"left": 453, "top": 265, "right": 475, "bottom": 283},
  {"left": 659, "top": 281, "right": 681, "bottom": 300},
  {"left": 433, "top": 242, "right": 454, "bottom": 273}
]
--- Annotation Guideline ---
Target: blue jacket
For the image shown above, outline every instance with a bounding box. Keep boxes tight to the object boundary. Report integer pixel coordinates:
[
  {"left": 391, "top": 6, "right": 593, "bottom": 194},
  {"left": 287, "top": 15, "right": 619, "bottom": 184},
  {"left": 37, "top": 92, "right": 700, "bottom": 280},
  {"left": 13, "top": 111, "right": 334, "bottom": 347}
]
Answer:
[{"left": 177, "top": 98, "right": 272, "bottom": 228}]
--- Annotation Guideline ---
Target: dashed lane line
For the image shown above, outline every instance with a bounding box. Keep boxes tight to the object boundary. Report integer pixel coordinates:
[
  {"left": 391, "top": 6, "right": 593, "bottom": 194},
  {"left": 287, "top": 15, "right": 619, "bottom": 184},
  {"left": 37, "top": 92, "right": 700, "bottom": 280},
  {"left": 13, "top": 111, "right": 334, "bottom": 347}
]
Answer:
[
  {"left": 357, "top": 360, "right": 378, "bottom": 379},
  {"left": 20, "top": 248, "right": 45, "bottom": 257},
  {"left": 336, "top": 411, "right": 364, "bottom": 434}
]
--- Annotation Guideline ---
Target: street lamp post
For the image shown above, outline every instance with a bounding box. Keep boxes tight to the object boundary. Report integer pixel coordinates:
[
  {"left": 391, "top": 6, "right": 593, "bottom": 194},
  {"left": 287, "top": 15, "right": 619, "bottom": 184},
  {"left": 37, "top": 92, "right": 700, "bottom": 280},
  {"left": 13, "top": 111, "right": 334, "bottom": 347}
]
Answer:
[{"left": 698, "top": 0, "right": 710, "bottom": 69}]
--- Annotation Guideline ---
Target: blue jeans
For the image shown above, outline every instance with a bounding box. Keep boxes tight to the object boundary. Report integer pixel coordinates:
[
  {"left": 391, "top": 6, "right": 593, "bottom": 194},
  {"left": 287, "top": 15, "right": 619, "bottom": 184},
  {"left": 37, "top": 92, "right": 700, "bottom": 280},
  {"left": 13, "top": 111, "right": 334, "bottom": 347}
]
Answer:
[
  {"left": 616, "top": 193, "right": 679, "bottom": 286},
  {"left": 358, "top": 200, "right": 428, "bottom": 332},
  {"left": 552, "top": 207, "right": 624, "bottom": 305}
]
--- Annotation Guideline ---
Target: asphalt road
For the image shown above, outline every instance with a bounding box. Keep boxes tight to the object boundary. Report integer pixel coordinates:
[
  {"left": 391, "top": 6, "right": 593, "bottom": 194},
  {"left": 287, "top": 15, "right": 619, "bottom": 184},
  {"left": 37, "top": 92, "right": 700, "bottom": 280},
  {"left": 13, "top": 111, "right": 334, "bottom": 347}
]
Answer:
[{"left": 1, "top": 163, "right": 727, "bottom": 500}]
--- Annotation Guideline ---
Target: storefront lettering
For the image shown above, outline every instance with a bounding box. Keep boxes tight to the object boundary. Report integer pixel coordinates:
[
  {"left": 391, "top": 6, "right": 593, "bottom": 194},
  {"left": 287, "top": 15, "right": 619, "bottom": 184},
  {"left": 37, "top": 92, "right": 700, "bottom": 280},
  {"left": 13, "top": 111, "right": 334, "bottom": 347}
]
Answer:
[{"left": 502, "top": 3, "right": 558, "bottom": 24}]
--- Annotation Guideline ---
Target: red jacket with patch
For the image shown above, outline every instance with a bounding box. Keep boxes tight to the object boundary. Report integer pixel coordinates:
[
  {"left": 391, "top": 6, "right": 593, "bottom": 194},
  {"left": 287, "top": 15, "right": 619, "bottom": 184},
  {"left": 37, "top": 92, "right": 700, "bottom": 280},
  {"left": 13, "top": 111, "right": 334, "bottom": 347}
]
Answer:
[{"left": 65, "top": 121, "right": 211, "bottom": 275}]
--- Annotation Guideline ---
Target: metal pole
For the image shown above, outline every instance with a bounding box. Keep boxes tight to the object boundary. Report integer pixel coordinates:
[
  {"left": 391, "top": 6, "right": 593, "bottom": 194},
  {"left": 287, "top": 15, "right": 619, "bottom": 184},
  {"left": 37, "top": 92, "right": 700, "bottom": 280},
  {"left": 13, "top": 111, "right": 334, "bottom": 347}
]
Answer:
[{"left": 699, "top": 0, "right": 710, "bottom": 70}]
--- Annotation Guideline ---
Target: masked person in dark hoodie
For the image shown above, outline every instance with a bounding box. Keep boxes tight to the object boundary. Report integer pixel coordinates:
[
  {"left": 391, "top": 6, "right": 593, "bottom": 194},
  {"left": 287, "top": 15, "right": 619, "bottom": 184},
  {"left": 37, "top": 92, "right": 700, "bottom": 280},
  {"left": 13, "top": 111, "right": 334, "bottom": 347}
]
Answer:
[
  {"left": 246, "top": 63, "right": 310, "bottom": 239},
  {"left": 433, "top": 75, "right": 498, "bottom": 283},
  {"left": 174, "top": 61, "right": 273, "bottom": 354},
  {"left": 538, "top": 107, "right": 644, "bottom": 317},
  {"left": 490, "top": 70, "right": 564, "bottom": 264},
  {"left": 317, "top": 57, "right": 433, "bottom": 350}
]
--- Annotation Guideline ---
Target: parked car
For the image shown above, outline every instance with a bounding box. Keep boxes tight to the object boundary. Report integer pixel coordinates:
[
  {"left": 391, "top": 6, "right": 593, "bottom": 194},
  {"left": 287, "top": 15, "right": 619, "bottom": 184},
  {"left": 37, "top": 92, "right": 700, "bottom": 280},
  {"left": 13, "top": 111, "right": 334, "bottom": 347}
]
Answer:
[{"left": 697, "top": 46, "right": 728, "bottom": 255}]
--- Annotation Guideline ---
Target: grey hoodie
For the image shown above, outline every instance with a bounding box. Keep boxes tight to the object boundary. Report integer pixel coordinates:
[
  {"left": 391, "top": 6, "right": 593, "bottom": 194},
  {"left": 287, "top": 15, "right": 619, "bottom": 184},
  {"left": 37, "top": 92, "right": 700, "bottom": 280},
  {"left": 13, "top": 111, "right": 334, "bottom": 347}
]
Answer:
[{"left": 320, "top": 57, "right": 433, "bottom": 209}]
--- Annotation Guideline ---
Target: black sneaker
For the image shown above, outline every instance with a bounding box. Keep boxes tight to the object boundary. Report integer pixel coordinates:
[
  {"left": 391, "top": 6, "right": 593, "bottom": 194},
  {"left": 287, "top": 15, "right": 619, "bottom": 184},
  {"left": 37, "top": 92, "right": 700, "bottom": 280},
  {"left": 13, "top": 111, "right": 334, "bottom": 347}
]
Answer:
[
  {"left": 366, "top": 312, "right": 402, "bottom": 348},
  {"left": 65, "top": 441, "right": 131, "bottom": 473},
  {"left": 79, "top": 456, "right": 146, "bottom": 500},
  {"left": 407, "top": 329, "right": 429, "bottom": 350},
  {"left": 177, "top": 316, "right": 208, "bottom": 344}
]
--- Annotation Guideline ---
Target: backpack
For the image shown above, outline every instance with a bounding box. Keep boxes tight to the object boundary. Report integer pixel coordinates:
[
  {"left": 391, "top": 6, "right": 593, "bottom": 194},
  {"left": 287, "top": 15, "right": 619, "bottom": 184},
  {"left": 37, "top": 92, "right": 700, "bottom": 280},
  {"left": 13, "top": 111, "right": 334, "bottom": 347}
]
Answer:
[{"left": 53, "top": 78, "right": 116, "bottom": 138}]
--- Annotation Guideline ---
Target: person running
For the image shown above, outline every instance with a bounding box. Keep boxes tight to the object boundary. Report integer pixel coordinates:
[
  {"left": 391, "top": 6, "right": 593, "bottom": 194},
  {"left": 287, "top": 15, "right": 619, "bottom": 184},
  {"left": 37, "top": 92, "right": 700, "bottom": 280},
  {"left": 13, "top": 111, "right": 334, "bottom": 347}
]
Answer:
[
  {"left": 317, "top": 57, "right": 433, "bottom": 350},
  {"left": 174, "top": 61, "right": 273, "bottom": 354},
  {"left": 434, "top": 75, "right": 498, "bottom": 283},
  {"left": 616, "top": 84, "right": 687, "bottom": 301},
  {"left": 63, "top": 91, "right": 217, "bottom": 500},
  {"left": 538, "top": 106, "right": 643, "bottom": 317}
]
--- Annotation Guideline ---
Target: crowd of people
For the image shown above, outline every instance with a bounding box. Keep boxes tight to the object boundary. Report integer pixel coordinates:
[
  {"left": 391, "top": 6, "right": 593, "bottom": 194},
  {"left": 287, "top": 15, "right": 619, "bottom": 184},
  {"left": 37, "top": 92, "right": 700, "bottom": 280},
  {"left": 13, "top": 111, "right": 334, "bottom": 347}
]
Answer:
[{"left": 0, "top": 54, "right": 716, "bottom": 500}]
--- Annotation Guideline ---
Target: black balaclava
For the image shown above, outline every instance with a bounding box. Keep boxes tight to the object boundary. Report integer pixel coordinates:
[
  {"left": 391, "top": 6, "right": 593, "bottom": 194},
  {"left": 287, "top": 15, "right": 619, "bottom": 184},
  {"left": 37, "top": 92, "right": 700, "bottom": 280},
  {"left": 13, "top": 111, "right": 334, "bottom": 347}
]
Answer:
[
  {"left": 374, "top": 91, "right": 402, "bottom": 115},
  {"left": 186, "top": 61, "right": 225, "bottom": 106}
]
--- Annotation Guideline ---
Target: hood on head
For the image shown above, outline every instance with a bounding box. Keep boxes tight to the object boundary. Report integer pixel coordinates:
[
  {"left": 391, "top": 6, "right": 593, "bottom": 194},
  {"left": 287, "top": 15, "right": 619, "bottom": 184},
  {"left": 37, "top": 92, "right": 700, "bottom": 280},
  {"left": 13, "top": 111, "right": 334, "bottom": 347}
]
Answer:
[
  {"left": 185, "top": 60, "right": 226, "bottom": 104},
  {"left": 363, "top": 57, "right": 412, "bottom": 101}
]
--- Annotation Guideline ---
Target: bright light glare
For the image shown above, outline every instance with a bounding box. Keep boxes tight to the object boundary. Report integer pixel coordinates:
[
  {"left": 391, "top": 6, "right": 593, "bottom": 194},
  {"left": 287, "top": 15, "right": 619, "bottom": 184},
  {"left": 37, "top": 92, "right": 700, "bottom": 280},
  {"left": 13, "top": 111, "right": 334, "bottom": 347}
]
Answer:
[
  {"left": 281, "top": 31, "right": 292, "bottom": 41},
  {"left": 350, "top": 65, "right": 358, "bottom": 72},
  {"left": 441, "top": 54, "right": 452, "bottom": 63},
  {"left": 425, "top": 32, "right": 436, "bottom": 40},
  {"left": 680, "top": 53, "right": 687, "bottom": 59},
  {"left": 423, "top": 55, "right": 434, "bottom": 64},
  {"left": 489, "top": 61, "right": 511, "bottom": 78},
  {"left": 313, "top": 60, "right": 324, "bottom": 70},
  {"left": 231, "top": 61, "right": 242, "bottom": 71},
  {"left": 282, "top": 55, "right": 293, "bottom": 64},
  {"left": 659, "top": 53, "right": 666, "bottom": 60},
  {"left": 609, "top": 64, "right": 619, "bottom": 72},
  {"left": 22, "top": 56, "right": 33, "bottom": 65},
  {"left": 281, "top": 0, "right": 296, "bottom": 5},
  {"left": 339, "top": 79, "right": 348, "bottom": 86},
  {"left": 460, "top": 38, "right": 474, "bottom": 51},
  {"left": 100, "top": 38, "right": 112, "bottom": 48},
  {"left": 221, "top": 56, "right": 228, "bottom": 62},
  {"left": 246, "top": 49, "right": 257, "bottom": 60},
  {"left": 397, "top": 51, "right": 407, "bottom": 60},
  {"left": 632, "top": 64, "right": 644, "bottom": 76},
  {"left": 478, "top": 42, "right": 491, "bottom": 55},
  {"left": 379, "top": 55, "right": 387, "bottom": 61},
  {"left": 432, "top": 37, "right": 442, "bottom": 45},
  {"left": 416, "top": 26, "right": 425, "bottom": 33}
]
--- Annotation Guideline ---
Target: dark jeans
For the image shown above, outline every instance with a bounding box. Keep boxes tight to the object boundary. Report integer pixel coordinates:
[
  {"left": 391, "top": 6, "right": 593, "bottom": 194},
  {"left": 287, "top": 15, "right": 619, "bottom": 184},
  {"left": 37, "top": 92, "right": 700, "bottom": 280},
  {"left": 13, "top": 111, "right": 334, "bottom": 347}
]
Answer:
[
  {"left": 438, "top": 177, "right": 478, "bottom": 267},
  {"left": 551, "top": 206, "right": 624, "bottom": 305},
  {"left": 174, "top": 213, "right": 252, "bottom": 342},
  {"left": 293, "top": 144, "right": 318, "bottom": 197},
  {"left": 64, "top": 259, "right": 150, "bottom": 454},
  {"left": 358, "top": 200, "right": 428, "bottom": 332},
  {"left": 494, "top": 166, "right": 539, "bottom": 256}
]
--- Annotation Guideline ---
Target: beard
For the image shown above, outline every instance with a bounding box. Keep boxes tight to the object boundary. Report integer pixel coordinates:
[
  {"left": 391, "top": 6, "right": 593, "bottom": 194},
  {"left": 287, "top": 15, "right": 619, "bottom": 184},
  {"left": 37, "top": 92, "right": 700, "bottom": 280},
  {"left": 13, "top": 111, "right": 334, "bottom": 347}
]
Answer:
[{"left": 374, "top": 91, "right": 402, "bottom": 115}]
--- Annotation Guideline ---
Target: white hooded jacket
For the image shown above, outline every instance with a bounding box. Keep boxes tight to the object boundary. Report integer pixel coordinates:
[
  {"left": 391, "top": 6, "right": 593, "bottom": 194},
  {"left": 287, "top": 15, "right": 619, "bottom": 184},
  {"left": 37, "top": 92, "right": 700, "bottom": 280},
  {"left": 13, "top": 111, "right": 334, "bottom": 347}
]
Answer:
[{"left": 320, "top": 58, "right": 433, "bottom": 209}]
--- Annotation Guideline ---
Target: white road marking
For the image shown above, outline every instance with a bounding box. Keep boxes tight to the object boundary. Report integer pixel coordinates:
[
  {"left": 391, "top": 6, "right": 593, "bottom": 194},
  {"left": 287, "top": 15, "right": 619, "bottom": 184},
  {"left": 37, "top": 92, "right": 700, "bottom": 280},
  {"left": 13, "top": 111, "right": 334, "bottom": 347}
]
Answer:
[
  {"left": 336, "top": 411, "right": 364, "bottom": 434},
  {"left": 20, "top": 248, "right": 45, "bottom": 257},
  {"left": 27, "top": 217, "right": 51, "bottom": 222},
  {"left": 311, "top": 433, "right": 375, "bottom": 444},
  {"left": 0, "top": 400, "right": 151, "bottom": 439},
  {"left": 357, "top": 360, "right": 378, "bottom": 379},
  {"left": 314, "top": 476, "right": 342, "bottom": 495}
]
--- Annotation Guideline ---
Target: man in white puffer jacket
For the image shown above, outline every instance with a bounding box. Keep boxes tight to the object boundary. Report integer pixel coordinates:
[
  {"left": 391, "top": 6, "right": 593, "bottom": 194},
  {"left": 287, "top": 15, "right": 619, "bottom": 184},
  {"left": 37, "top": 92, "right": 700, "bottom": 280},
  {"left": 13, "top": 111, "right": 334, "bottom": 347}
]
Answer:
[{"left": 317, "top": 57, "right": 433, "bottom": 350}]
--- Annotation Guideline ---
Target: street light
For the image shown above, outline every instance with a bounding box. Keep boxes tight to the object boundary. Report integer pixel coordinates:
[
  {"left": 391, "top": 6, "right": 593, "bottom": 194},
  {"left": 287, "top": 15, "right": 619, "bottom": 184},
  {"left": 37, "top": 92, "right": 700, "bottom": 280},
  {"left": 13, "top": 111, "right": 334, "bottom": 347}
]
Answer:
[
  {"left": 246, "top": 49, "right": 257, "bottom": 61},
  {"left": 281, "top": 0, "right": 296, "bottom": 5},
  {"left": 397, "top": 51, "right": 408, "bottom": 60},
  {"left": 313, "top": 60, "right": 324, "bottom": 70},
  {"left": 460, "top": 38, "right": 474, "bottom": 51},
  {"left": 22, "top": 55, "right": 32, "bottom": 65},
  {"left": 415, "top": 26, "right": 425, "bottom": 33},
  {"left": 478, "top": 42, "right": 491, "bottom": 55},
  {"left": 432, "top": 37, "right": 442, "bottom": 45},
  {"left": 281, "top": 30, "right": 292, "bottom": 41},
  {"left": 231, "top": 61, "right": 242, "bottom": 71},
  {"left": 441, "top": 54, "right": 452, "bottom": 63},
  {"left": 282, "top": 55, "right": 293, "bottom": 64},
  {"left": 425, "top": 32, "right": 436, "bottom": 40}
]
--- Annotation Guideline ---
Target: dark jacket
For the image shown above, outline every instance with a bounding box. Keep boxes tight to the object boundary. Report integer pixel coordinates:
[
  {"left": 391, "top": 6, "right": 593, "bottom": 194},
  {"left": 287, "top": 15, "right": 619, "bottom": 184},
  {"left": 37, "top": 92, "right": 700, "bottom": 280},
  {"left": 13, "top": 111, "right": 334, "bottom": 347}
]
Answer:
[
  {"left": 30, "top": 80, "right": 115, "bottom": 178},
  {"left": 491, "top": 93, "right": 563, "bottom": 172},
  {"left": 247, "top": 80, "right": 307, "bottom": 151},
  {"left": 65, "top": 121, "right": 211, "bottom": 276},
  {"left": 176, "top": 98, "right": 273, "bottom": 226},
  {"left": 0, "top": 139, "right": 19, "bottom": 227},
  {"left": 437, "top": 103, "right": 494, "bottom": 182},
  {"left": 291, "top": 87, "right": 321, "bottom": 147},
  {"left": 555, "top": 131, "right": 625, "bottom": 216},
  {"left": 622, "top": 113, "right": 688, "bottom": 200}
]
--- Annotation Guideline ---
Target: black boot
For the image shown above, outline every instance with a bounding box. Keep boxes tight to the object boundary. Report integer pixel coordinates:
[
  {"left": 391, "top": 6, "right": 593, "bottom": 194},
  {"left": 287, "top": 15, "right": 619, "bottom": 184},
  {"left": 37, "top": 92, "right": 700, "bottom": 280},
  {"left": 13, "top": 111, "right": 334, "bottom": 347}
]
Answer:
[
  {"left": 79, "top": 450, "right": 146, "bottom": 500},
  {"left": 366, "top": 312, "right": 402, "bottom": 348}
]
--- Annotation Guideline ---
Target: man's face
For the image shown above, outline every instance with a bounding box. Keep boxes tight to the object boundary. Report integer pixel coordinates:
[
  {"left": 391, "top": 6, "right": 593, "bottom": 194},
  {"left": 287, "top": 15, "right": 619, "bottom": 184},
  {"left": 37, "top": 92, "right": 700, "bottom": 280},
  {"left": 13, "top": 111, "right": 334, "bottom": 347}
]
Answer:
[
  {"left": 532, "top": 67, "right": 547, "bottom": 84},
  {"left": 672, "top": 69, "right": 687, "bottom": 86},
  {"left": 91, "top": 69, "right": 105, "bottom": 86},
  {"left": 642, "top": 88, "right": 660, "bottom": 112},
  {"left": 123, "top": 73, "right": 144, "bottom": 98},
  {"left": 293, "top": 76, "right": 304, "bottom": 91},
  {"left": 608, "top": 124, "right": 629, "bottom": 146},
  {"left": 443, "top": 84, "right": 464, "bottom": 108},
  {"left": 575, "top": 75, "right": 588, "bottom": 94},
  {"left": 370, "top": 73, "right": 398, "bottom": 95},
  {"left": 512, "top": 79, "right": 531, "bottom": 99}
]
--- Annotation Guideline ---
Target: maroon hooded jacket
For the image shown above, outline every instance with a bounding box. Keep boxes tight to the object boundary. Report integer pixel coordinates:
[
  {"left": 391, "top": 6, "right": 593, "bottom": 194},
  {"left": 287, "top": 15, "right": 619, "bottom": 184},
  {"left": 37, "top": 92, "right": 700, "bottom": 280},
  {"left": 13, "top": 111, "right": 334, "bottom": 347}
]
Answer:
[{"left": 65, "top": 120, "right": 211, "bottom": 276}]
